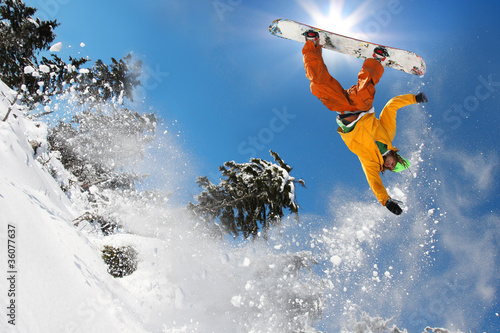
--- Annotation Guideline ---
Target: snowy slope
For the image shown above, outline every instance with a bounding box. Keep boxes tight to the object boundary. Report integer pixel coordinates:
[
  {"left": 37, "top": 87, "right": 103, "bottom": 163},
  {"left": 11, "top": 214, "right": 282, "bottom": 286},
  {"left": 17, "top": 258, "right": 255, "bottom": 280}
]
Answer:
[
  {"left": 0, "top": 81, "right": 147, "bottom": 333},
  {"left": 0, "top": 80, "right": 324, "bottom": 333}
]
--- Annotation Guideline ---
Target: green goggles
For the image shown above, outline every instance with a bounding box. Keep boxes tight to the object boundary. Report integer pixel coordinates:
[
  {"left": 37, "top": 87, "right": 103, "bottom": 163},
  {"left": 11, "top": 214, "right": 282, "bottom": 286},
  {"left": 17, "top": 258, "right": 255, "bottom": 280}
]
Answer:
[{"left": 392, "top": 156, "right": 410, "bottom": 173}]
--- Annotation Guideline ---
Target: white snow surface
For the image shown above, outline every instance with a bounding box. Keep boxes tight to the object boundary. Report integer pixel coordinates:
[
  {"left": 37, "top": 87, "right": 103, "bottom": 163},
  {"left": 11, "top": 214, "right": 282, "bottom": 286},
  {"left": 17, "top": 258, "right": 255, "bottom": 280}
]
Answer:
[{"left": 0, "top": 84, "right": 146, "bottom": 333}]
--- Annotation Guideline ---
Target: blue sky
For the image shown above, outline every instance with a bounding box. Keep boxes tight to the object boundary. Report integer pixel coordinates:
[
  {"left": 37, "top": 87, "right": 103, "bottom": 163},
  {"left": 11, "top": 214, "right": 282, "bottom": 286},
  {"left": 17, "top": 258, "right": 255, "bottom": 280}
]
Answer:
[
  {"left": 28, "top": 0, "right": 497, "bottom": 211},
  {"left": 25, "top": 0, "right": 499, "bottom": 331}
]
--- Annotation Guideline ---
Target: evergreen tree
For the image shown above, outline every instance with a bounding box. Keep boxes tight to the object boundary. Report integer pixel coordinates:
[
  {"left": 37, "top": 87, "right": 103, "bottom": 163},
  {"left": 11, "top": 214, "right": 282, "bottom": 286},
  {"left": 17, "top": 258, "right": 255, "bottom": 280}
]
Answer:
[
  {"left": 48, "top": 106, "right": 157, "bottom": 191},
  {"left": 32, "top": 53, "right": 141, "bottom": 108},
  {"left": 0, "top": 0, "right": 142, "bottom": 111},
  {"left": 0, "top": 0, "right": 59, "bottom": 90},
  {"left": 1, "top": 0, "right": 150, "bottom": 192},
  {"left": 76, "top": 54, "right": 141, "bottom": 105},
  {"left": 189, "top": 151, "right": 305, "bottom": 239}
]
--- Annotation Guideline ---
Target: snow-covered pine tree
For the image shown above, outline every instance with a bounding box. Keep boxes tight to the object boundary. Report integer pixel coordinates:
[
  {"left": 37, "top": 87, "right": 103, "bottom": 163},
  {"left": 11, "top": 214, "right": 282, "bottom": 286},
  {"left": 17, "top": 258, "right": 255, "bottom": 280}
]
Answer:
[
  {"left": 0, "top": 0, "right": 142, "bottom": 113},
  {"left": 48, "top": 106, "right": 157, "bottom": 191},
  {"left": 75, "top": 55, "right": 141, "bottom": 105},
  {"left": 0, "top": 0, "right": 154, "bottom": 193},
  {"left": 0, "top": 0, "right": 59, "bottom": 93},
  {"left": 189, "top": 150, "right": 305, "bottom": 239}
]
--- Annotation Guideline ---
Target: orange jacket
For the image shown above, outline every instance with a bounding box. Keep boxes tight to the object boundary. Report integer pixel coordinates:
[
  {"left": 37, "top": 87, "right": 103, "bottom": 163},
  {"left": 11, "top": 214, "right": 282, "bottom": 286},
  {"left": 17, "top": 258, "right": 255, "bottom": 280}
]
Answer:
[{"left": 337, "top": 94, "right": 417, "bottom": 206}]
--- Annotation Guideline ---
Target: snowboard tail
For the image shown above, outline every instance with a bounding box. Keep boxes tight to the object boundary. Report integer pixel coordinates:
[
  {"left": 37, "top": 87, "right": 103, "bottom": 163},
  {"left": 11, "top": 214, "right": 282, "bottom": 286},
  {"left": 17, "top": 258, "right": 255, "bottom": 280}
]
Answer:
[{"left": 269, "top": 18, "right": 426, "bottom": 76}]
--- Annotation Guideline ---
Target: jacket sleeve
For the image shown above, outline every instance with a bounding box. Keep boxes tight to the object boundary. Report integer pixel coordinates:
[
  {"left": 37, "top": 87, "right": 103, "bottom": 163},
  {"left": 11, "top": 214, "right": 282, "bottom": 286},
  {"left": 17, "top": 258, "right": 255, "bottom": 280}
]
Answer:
[
  {"left": 379, "top": 94, "right": 417, "bottom": 142},
  {"left": 360, "top": 158, "right": 391, "bottom": 206}
]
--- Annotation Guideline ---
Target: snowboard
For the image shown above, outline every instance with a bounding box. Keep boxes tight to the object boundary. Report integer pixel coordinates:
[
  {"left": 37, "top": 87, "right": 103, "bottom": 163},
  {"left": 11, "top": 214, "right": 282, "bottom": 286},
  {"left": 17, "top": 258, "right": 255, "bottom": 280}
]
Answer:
[{"left": 269, "top": 18, "right": 426, "bottom": 76}]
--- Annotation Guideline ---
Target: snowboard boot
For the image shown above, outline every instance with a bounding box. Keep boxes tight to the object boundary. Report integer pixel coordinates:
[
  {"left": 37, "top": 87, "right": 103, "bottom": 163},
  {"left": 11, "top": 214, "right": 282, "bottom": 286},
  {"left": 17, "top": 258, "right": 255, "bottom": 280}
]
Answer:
[
  {"left": 373, "top": 46, "right": 389, "bottom": 62},
  {"left": 303, "top": 30, "right": 319, "bottom": 45}
]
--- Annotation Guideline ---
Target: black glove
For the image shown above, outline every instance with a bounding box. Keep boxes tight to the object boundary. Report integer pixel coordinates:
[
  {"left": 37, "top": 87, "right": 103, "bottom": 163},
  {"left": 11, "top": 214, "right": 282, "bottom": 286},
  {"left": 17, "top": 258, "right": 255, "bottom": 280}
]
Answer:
[
  {"left": 415, "top": 92, "right": 428, "bottom": 103},
  {"left": 386, "top": 199, "right": 403, "bottom": 215}
]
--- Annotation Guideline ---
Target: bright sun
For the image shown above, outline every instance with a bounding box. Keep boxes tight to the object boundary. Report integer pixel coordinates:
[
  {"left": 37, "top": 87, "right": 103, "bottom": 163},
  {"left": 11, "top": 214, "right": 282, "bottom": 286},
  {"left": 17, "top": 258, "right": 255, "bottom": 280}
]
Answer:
[{"left": 295, "top": 0, "right": 373, "bottom": 38}]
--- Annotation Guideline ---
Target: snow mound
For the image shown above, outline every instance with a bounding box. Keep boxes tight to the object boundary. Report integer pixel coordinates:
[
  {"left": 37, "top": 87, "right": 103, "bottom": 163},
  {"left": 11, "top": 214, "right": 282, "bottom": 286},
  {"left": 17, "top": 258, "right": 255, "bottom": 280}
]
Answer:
[{"left": 0, "top": 83, "right": 147, "bottom": 332}]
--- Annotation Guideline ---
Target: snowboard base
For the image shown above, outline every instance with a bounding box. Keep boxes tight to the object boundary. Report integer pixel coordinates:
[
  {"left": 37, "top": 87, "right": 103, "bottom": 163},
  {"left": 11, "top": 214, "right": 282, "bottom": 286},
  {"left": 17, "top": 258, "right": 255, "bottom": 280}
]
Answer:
[{"left": 269, "top": 19, "right": 426, "bottom": 76}]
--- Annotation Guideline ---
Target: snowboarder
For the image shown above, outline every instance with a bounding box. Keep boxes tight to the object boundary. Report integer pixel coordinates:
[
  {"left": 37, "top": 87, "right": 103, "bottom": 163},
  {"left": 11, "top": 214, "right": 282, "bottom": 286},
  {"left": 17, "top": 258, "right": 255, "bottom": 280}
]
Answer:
[{"left": 302, "top": 31, "right": 428, "bottom": 215}]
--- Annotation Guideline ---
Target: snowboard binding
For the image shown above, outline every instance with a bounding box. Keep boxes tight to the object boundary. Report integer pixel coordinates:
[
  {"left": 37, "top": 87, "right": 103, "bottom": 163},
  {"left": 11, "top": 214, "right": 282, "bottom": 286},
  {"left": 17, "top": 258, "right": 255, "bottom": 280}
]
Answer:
[
  {"left": 373, "top": 46, "right": 389, "bottom": 61},
  {"left": 303, "top": 30, "right": 319, "bottom": 45}
]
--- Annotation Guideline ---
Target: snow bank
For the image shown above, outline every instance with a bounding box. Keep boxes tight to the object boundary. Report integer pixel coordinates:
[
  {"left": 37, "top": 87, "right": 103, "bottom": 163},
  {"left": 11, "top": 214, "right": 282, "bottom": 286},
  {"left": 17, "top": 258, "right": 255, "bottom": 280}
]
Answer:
[
  {"left": 0, "top": 83, "right": 147, "bottom": 333},
  {"left": 0, "top": 81, "right": 322, "bottom": 333}
]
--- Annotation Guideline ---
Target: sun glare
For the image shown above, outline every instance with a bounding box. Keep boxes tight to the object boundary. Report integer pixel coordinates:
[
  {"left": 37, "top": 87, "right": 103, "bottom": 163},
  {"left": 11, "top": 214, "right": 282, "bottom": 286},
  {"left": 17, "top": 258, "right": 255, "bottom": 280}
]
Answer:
[{"left": 296, "top": 0, "right": 373, "bottom": 38}]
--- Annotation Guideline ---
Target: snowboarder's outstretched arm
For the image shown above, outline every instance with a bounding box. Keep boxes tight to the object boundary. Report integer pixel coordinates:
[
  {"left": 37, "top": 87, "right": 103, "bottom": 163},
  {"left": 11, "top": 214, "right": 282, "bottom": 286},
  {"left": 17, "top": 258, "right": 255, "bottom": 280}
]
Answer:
[
  {"left": 359, "top": 93, "right": 428, "bottom": 214},
  {"left": 360, "top": 159, "right": 390, "bottom": 206},
  {"left": 379, "top": 94, "right": 418, "bottom": 141},
  {"left": 361, "top": 161, "right": 403, "bottom": 215}
]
